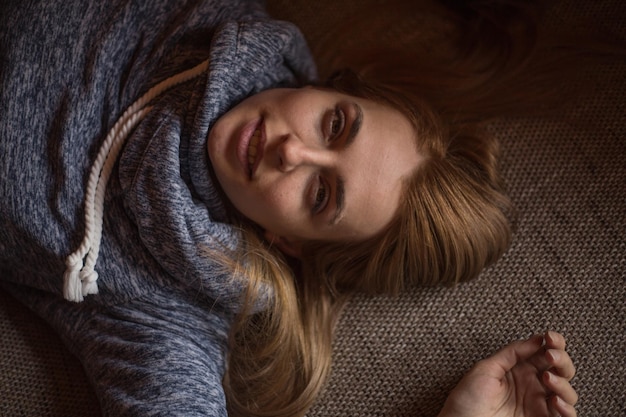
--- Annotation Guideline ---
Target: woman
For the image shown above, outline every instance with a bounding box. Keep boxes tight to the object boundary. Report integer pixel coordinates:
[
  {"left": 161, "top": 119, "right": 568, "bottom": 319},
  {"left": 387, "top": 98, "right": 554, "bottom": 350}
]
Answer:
[{"left": 0, "top": 0, "right": 577, "bottom": 416}]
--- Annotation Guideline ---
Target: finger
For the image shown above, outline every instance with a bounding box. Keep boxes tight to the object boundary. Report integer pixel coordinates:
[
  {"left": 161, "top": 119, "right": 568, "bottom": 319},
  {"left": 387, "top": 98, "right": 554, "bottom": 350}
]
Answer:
[
  {"left": 544, "top": 331, "right": 566, "bottom": 350},
  {"left": 482, "top": 334, "right": 544, "bottom": 375},
  {"left": 546, "top": 348, "right": 577, "bottom": 381},
  {"left": 543, "top": 371, "right": 579, "bottom": 405},
  {"left": 528, "top": 346, "right": 551, "bottom": 372},
  {"left": 527, "top": 331, "right": 566, "bottom": 372},
  {"left": 549, "top": 395, "right": 578, "bottom": 417}
]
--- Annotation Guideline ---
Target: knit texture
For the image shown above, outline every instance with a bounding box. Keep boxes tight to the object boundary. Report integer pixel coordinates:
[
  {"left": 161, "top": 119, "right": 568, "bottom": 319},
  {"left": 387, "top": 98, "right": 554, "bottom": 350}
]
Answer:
[{"left": 0, "top": 0, "right": 315, "bottom": 415}]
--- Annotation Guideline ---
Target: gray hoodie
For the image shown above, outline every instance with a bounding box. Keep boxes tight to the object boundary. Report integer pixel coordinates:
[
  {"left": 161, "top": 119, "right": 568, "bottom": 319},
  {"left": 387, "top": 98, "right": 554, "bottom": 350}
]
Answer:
[{"left": 0, "top": 0, "right": 316, "bottom": 414}]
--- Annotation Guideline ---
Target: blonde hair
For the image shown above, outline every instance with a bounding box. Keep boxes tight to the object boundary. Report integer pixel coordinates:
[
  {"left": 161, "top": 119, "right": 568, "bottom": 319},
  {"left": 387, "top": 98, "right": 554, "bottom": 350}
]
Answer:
[
  {"left": 222, "top": 231, "right": 339, "bottom": 417},
  {"left": 223, "top": 71, "right": 512, "bottom": 416},
  {"left": 220, "top": 0, "right": 616, "bottom": 414},
  {"left": 309, "top": 69, "right": 512, "bottom": 294}
]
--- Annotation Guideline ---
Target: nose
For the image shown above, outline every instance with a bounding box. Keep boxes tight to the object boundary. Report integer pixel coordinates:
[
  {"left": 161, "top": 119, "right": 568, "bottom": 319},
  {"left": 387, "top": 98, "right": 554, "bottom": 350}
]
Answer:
[{"left": 277, "top": 135, "right": 332, "bottom": 172}]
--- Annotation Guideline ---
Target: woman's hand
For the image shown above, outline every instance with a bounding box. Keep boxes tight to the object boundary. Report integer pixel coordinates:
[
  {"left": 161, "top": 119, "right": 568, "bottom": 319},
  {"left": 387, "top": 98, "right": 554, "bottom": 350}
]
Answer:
[{"left": 438, "top": 331, "right": 577, "bottom": 417}]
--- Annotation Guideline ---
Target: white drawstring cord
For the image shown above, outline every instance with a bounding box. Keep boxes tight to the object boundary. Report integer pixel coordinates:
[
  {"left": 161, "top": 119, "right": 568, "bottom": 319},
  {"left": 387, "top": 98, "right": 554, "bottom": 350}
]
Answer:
[{"left": 63, "top": 59, "right": 209, "bottom": 302}]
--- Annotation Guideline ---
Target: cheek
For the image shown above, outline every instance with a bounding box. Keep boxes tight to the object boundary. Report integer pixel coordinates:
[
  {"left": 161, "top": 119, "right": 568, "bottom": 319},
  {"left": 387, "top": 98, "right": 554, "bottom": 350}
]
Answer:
[
  {"left": 255, "top": 182, "right": 305, "bottom": 234},
  {"left": 241, "top": 196, "right": 288, "bottom": 237},
  {"left": 225, "top": 181, "right": 288, "bottom": 224},
  {"left": 257, "top": 186, "right": 294, "bottom": 217}
]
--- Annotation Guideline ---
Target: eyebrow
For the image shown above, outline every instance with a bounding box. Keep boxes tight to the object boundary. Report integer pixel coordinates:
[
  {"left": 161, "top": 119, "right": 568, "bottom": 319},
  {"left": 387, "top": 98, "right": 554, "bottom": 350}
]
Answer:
[
  {"left": 329, "top": 102, "right": 362, "bottom": 226},
  {"left": 345, "top": 102, "right": 363, "bottom": 148},
  {"left": 330, "top": 176, "right": 345, "bottom": 226}
]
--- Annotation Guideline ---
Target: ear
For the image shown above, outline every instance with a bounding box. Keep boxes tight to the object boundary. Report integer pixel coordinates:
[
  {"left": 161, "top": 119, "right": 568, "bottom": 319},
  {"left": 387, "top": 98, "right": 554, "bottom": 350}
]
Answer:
[{"left": 263, "top": 231, "right": 303, "bottom": 259}]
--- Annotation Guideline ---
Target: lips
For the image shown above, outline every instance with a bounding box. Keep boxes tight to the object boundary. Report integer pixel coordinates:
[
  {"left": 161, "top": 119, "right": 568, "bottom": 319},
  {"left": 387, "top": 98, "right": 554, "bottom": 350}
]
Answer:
[{"left": 236, "top": 118, "right": 264, "bottom": 179}]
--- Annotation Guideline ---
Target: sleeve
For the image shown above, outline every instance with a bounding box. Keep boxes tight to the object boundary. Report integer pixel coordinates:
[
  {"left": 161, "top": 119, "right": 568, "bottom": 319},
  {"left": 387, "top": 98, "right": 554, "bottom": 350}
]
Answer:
[{"left": 6, "top": 284, "right": 233, "bottom": 417}]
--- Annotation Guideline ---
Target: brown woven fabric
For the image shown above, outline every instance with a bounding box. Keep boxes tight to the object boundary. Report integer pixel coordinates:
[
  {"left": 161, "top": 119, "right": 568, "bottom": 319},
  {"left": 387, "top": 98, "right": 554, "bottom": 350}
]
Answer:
[
  {"left": 0, "top": 291, "right": 101, "bottom": 416},
  {"left": 1, "top": 0, "right": 624, "bottom": 416}
]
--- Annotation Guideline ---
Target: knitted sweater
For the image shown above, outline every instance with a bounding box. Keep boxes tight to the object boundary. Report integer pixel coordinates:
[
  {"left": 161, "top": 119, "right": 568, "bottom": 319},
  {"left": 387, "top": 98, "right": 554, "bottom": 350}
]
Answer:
[{"left": 0, "top": 0, "right": 315, "bottom": 415}]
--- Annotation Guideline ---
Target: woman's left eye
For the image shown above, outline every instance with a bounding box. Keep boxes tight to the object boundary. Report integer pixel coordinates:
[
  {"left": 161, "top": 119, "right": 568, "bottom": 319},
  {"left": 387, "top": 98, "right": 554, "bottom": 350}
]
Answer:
[
  {"left": 312, "top": 178, "right": 329, "bottom": 214},
  {"left": 328, "top": 106, "right": 345, "bottom": 141}
]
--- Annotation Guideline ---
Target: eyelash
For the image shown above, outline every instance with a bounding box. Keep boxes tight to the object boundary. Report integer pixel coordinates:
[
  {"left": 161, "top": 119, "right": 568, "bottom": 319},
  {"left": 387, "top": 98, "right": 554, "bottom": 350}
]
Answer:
[
  {"left": 329, "top": 106, "right": 345, "bottom": 142},
  {"left": 312, "top": 179, "right": 328, "bottom": 214}
]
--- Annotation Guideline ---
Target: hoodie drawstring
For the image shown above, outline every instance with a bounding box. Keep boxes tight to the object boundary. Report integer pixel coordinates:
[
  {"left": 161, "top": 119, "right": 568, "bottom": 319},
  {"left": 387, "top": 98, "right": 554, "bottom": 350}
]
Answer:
[{"left": 63, "top": 59, "right": 209, "bottom": 302}]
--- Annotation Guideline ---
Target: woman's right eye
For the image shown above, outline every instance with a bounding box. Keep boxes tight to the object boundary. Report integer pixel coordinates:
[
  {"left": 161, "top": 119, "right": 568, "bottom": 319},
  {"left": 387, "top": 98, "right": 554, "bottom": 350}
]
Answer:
[{"left": 328, "top": 106, "right": 345, "bottom": 142}]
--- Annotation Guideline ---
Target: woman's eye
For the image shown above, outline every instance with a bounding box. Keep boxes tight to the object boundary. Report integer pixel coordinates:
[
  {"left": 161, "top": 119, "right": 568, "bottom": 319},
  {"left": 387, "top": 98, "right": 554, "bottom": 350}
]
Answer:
[
  {"left": 329, "top": 106, "right": 345, "bottom": 141},
  {"left": 312, "top": 180, "right": 328, "bottom": 214}
]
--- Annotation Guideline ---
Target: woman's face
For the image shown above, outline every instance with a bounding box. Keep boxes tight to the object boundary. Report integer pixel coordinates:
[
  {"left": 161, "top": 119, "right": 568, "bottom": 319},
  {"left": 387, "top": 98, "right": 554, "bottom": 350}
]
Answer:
[{"left": 207, "top": 87, "right": 422, "bottom": 255}]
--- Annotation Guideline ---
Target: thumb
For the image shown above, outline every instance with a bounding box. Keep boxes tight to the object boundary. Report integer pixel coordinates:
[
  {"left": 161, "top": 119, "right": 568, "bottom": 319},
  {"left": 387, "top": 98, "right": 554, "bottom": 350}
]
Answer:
[{"left": 479, "top": 334, "right": 544, "bottom": 376}]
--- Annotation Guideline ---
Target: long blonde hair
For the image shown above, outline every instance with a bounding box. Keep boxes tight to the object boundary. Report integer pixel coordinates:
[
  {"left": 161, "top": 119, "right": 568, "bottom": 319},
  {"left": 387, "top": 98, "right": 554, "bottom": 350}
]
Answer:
[
  {"left": 306, "top": 69, "right": 512, "bottom": 294},
  {"left": 220, "top": 0, "right": 611, "bottom": 415},
  {"left": 223, "top": 74, "right": 512, "bottom": 417}
]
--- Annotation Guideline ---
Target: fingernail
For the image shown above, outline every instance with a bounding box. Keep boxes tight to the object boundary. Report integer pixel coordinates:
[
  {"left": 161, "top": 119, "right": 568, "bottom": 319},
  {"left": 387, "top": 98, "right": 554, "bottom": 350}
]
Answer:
[{"left": 548, "top": 349, "right": 561, "bottom": 362}]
